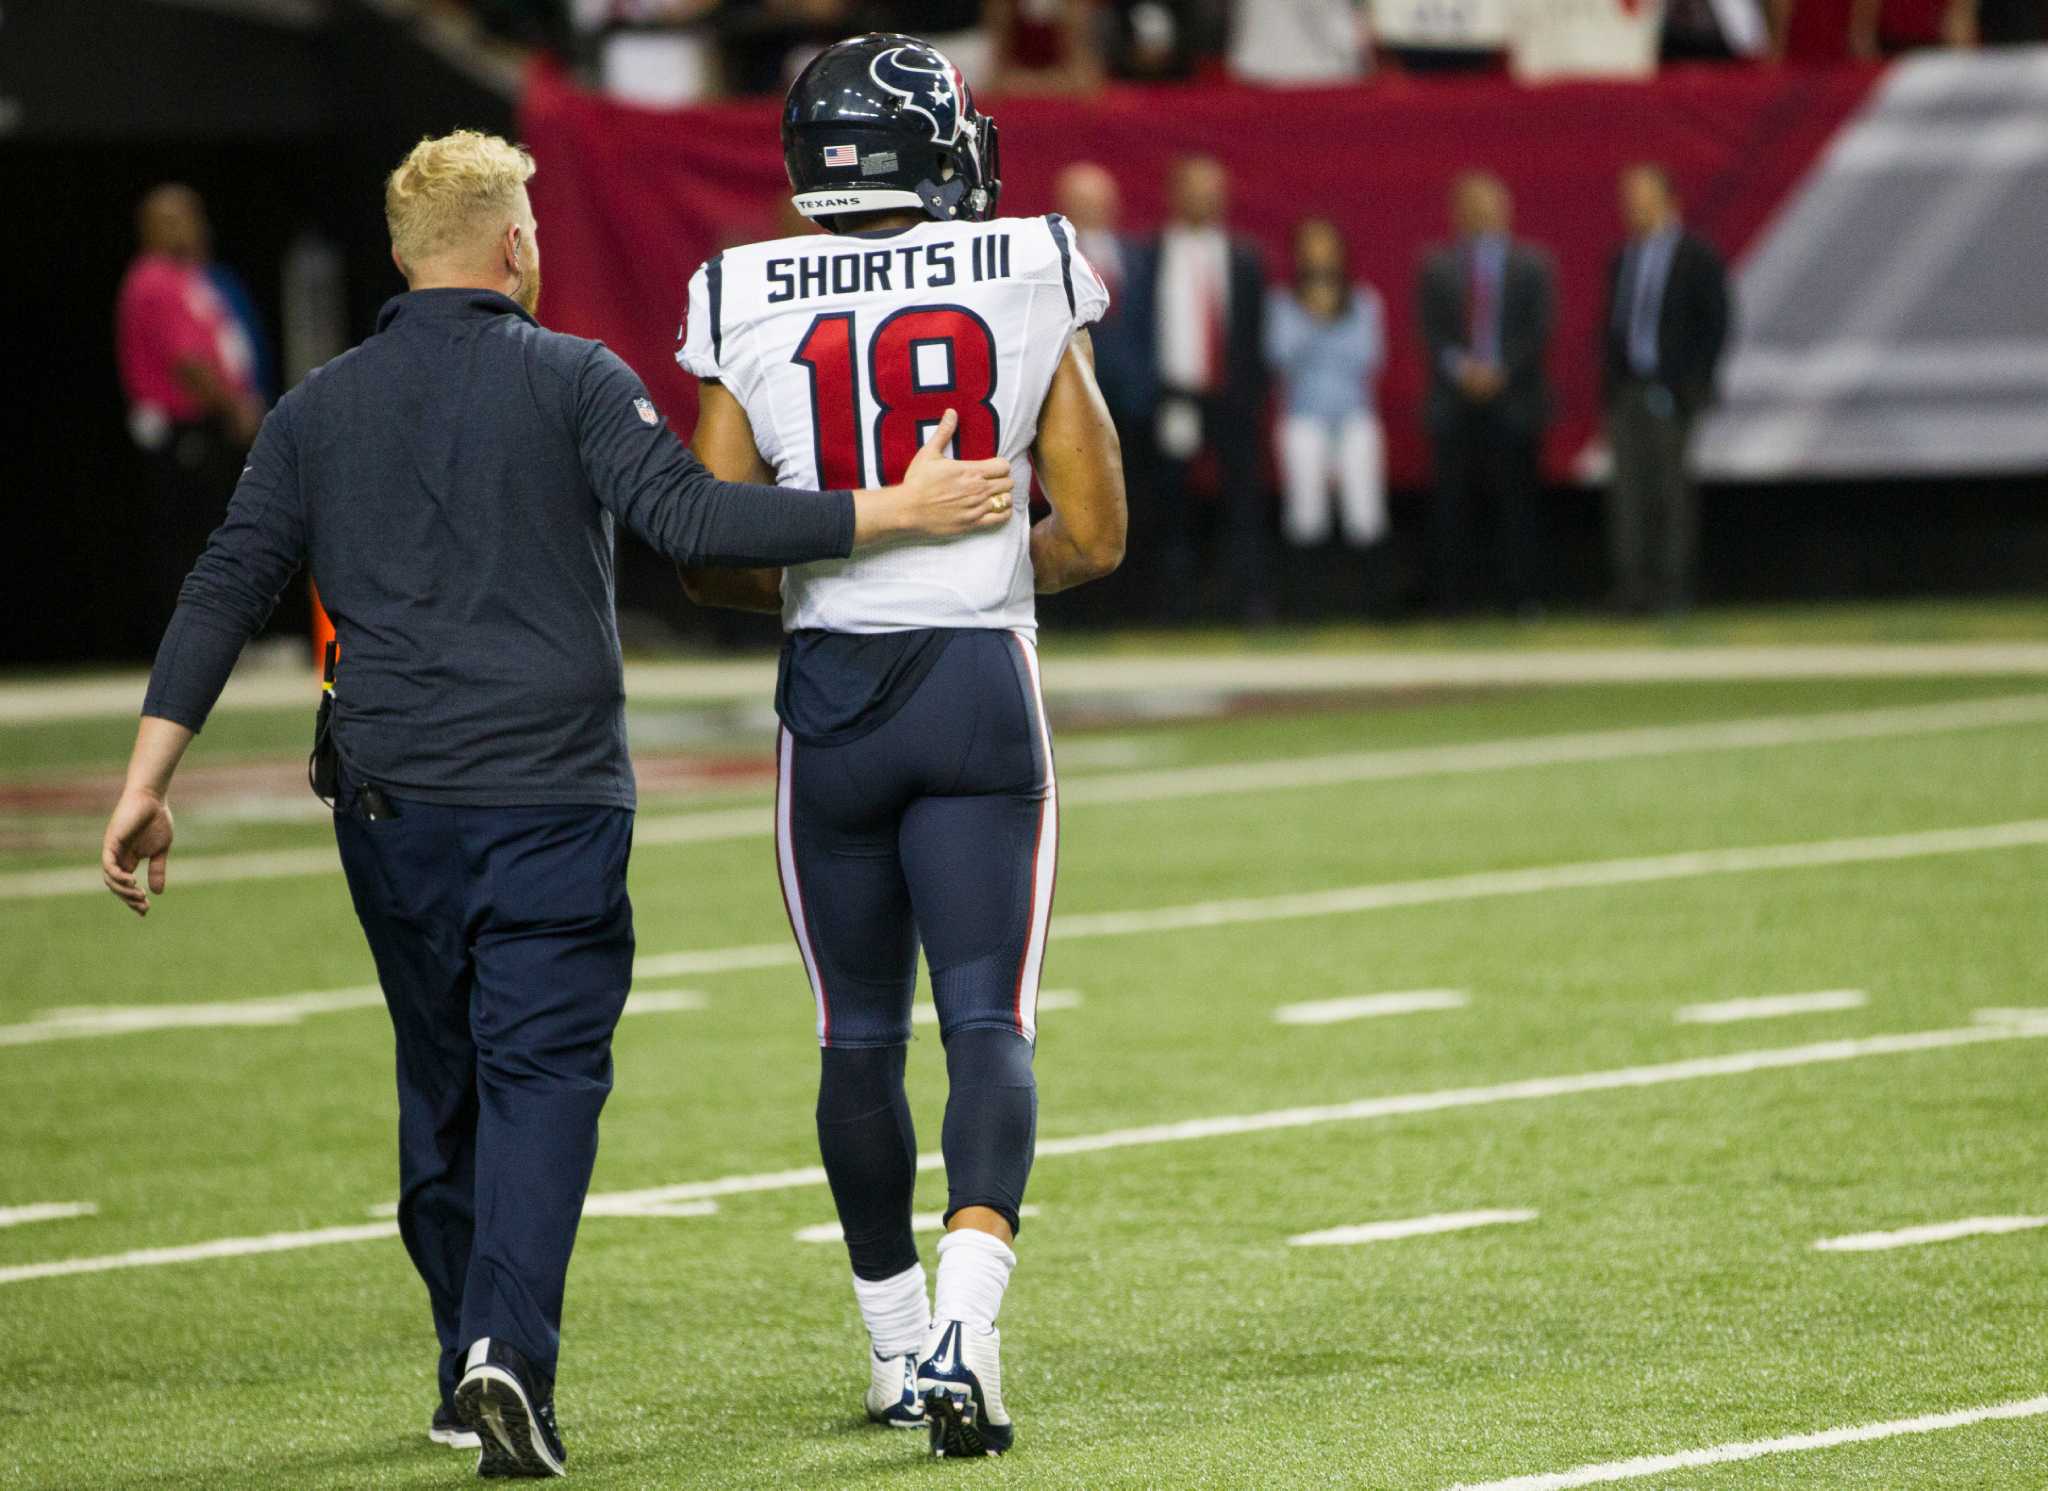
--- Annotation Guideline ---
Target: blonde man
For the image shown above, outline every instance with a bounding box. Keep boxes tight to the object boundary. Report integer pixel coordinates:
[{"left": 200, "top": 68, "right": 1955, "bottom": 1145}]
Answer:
[{"left": 98, "top": 130, "right": 1012, "bottom": 1478}]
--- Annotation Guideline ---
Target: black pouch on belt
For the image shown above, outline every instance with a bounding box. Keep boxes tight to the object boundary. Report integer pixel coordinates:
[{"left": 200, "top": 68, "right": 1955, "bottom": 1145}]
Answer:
[{"left": 309, "top": 640, "right": 340, "bottom": 807}]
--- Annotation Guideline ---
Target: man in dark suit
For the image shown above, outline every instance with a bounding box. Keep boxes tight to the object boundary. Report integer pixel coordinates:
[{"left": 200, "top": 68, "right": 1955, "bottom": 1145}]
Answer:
[
  {"left": 1602, "top": 163, "right": 1732, "bottom": 614},
  {"left": 1054, "top": 163, "right": 1155, "bottom": 435},
  {"left": 1129, "top": 155, "right": 1270, "bottom": 620},
  {"left": 1419, "top": 172, "right": 1556, "bottom": 615},
  {"left": 1054, "top": 163, "right": 1157, "bottom": 622}
]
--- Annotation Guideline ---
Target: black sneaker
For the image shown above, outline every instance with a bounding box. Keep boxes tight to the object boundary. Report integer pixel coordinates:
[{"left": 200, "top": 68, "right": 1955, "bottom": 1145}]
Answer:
[
  {"left": 455, "top": 1337, "right": 566, "bottom": 1478},
  {"left": 430, "top": 1402, "right": 481, "bottom": 1449}
]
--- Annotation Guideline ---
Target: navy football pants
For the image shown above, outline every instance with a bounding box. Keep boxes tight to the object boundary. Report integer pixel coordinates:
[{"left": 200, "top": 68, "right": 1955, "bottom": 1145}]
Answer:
[
  {"left": 779, "top": 630, "right": 1055, "bottom": 1259},
  {"left": 775, "top": 629, "right": 1057, "bottom": 1049},
  {"left": 335, "top": 798, "right": 634, "bottom": 1405}
]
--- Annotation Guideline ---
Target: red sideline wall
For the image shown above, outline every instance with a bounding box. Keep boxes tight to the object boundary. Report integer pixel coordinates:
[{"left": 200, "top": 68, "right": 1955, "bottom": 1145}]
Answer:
[{"left": 521, "top": 60, "right": 1881, "bottom": 487}]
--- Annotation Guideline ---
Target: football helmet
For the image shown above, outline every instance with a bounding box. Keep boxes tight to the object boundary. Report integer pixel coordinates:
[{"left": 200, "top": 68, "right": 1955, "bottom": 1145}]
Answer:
[{"left": 782, "top": 33, "right": 1001, "bottom": 229}]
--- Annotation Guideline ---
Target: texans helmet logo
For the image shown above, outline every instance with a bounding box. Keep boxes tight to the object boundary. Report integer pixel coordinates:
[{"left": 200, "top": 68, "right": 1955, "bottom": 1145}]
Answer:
[{"left": 869, "top": 44, "right": 967, "bottom": 146}]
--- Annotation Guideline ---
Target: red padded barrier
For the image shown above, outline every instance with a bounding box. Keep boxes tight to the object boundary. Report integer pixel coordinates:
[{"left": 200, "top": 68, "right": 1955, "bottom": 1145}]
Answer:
[{"left": 521, "top": 59, "right": 1881, "bottom": 485}]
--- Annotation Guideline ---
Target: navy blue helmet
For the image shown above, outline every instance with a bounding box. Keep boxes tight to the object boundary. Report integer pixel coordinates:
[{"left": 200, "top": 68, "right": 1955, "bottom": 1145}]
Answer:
[{"left": 782, "top": 33, "right": 1001, "bottom": 230}]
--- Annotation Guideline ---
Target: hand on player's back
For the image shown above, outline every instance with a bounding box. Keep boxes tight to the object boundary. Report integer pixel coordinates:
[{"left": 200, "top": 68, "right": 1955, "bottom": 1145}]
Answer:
[{"left": 866, "top": 409, "right": 1015, "bottom": 545}]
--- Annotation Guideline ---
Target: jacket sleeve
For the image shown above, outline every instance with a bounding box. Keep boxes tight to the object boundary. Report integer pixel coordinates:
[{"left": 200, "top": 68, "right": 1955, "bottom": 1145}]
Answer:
[
  {"left": 1232, "top": 245, "right": 1269, "bottom": 403},
  {"left": 1501, "top": 250, "right": 1555, "bottom": 384},
  {"left": 1352, "top": 287, "right": 1385, "bottom": 381},
  {"left": 1598, "top": 251, "right": 1623, "bottom": 396},
  {"left": 140, "top": 399, "right": 306, "bottom": 731},
  {"left": 1418, "top": 254, "right": 1462, "bottom": 380},
  {"left": 1265, "top": 292, "right": 1308, "bottom": 372},
  {"left": 575, "top": 344, "right": 856, "bottom": 567},
  {"left": 1697, "top": 242, "right": 1733, "bottom": 393}
]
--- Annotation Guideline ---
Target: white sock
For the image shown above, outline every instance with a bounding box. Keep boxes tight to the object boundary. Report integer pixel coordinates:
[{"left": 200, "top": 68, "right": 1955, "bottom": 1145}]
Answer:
[
  {"left": 852, "top": 1262, "right": 929, "bottom": 1359},
  {"left": 932, "top": 1228, "right": 1016, "bottom": 1333}
]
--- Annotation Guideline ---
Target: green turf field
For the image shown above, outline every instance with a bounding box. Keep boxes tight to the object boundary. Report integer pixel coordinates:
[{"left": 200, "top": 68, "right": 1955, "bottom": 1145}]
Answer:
[{"left": 4, "top": 652, "right": 2047, "bottom": 1488}]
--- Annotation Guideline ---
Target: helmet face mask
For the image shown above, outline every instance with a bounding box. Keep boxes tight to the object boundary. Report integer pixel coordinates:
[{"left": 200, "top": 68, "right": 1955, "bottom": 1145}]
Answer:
[{"left": 783, "top": 34, "right": 1002, "bottom": 230}]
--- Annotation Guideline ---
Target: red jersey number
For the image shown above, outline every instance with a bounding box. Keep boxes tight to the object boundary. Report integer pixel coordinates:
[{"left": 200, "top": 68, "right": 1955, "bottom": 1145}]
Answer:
[{"left": 791, "top": 305, "right": 1000, "bottom": 489}]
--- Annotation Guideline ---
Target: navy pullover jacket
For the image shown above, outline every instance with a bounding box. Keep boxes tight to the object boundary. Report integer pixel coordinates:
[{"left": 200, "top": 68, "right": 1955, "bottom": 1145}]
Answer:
[{"left": 143, "top": 289, "right": 854, "bottom": 809}]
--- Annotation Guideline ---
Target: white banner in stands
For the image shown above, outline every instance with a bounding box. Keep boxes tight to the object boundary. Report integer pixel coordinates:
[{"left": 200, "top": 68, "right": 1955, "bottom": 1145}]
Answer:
[
  {"left": 1691, "top": 51, "right": 2048, "bottom": 479},
  {"left": 1509, "top": 0, "right": 1663, "bottom": 79},
  {"left": 1372, "top": 0, "right": 1512, "bottom": 51}
]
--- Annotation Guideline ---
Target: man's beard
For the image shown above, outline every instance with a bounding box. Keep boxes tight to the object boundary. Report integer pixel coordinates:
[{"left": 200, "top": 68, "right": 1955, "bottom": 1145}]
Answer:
[{"left": 514, "top": 254, "right": 541, "bottom": 318}]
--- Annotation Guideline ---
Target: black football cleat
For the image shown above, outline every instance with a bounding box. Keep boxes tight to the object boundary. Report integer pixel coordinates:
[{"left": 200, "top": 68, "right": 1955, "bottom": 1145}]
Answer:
[
  {"left": 917, "top": 1320, "right": 1014, "bottom": 1458},
  {"left": 430, "top": 1401, "right": 481, "bottom": 1449},
  {"left": 455, "top": 1337, "right": 566, "bottom": 1478}
]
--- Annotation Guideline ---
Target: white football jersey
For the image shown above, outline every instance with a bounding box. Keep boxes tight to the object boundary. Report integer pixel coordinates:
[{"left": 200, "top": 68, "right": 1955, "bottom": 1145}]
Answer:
[{"left": 678, "top": 214, "right": 1108, "bottom": 636}]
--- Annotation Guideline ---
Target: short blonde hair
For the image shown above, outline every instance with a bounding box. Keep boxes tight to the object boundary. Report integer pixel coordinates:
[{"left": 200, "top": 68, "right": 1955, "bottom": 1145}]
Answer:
[{"left": 385, "top": 130, "right": 536, "bottom": 268}]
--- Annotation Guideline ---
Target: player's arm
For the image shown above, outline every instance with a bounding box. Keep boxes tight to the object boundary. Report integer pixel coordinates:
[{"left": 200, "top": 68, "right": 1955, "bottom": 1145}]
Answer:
[
  {"left": 1028, "top": 330, "right": 1125, "bottom": 594},
  {"left": 677, "top": 380, "right": 785, "bottom": 613}
]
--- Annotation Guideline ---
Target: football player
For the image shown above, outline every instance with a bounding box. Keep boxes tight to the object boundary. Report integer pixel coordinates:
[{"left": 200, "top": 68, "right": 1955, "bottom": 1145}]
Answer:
[{"left": 676, "top": 32, "right": 1126, "bottom": 1459}]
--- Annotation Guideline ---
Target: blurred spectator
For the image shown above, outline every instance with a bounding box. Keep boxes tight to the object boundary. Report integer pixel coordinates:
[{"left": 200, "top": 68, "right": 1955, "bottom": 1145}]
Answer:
[
  {"left": 899, "top": 0, "right": 996, "bottom": 83},
  {"left": 1601, "top": 164, "right": 1730, "bottom": 616},
  {"left": 1104, "top": 0, "right": 1230, "bottom": 79},
  {"left": 1660, "top": 0, "right": 1771, "bottom": 57},
  {"left": 1266, "top": 219, "right": 1390, "bottom": 613},
  {"left": 1131, "top": 155, "right": 1271, "bottom": 620},
  {"left": 469, "top": 0, "right": 577, "bottom": 50},
  {"left": 1054, "top": 163, "right": 1155, "bottom": 434},
  {"left": 1851, "top": 0, "right": 1975, "bottom": 51},
  {"left": 1056, "top": 161, "right": 1154, "bottom": 620},
  {"left": 116, "top": 185, "right": 264, "bottom": 640},
  {"left": 1230, "top": 0, "right": 1369, "bottom": 82},
  {"left": 205, "top": 257, "right": 277, "bottom": 406},
  {"left": 593, "top": 0, "right": 723, "bottom": 107},
  {"left": 1418, "top": 172, "right": 1554, "bottom": 616},
  {"left": 985, "top": 0, "right": 1104, "bottom": 90},
  {"left": 1770, "top": 0, "right": 1969, "bottom": 55},
  {"left": 1974, "top": 0, "right": 2047, "bottom": 43},
  {"left": 1376, "top": 0, "right": 1511, "bottom": 72},
  {"left": 711, "top": 0, "right": 857, "bottom": 96}
]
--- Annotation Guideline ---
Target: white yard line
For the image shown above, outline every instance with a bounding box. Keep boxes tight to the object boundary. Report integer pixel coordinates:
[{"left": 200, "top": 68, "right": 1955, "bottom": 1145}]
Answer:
[
  {"left": 367, "top": 1196, "right": 721, "bottom": 1221},
  {"left": 637, "top": 818, "right": 2048, "bottom": 979},
  {"left": 1059, "top": 693, "right": 2048, "bottom": 809},
  {"left": 9, "top": 693, "right": 2048, "bottom": 903},
  {"left": 0, "top": 847, "right": 342, "bottom": 902},
  {"left": 9, "top": 1019, "right": 2045, "bottom": 1286},
  {"left": 16, "top": 821, "right": 2048, "bottom": 1045},
  {"left": 794, "top": 1205, "right": 1041, "bottom": 1245},
  {"left": 1973, "top": 1007, "right": 2048, "bottom": 1026},
  {"left": 579, "top": 1197, "right": 720, "bottom": 1219},
  {"left": 1051, "top": 738, "right": 1171, "bottom": 770},
  {"left": 1675, "top": 990, "right": 1869, "bottom": 1024},
  {"left": 0, "top": 984, "right": 703, "bottom": 1048},
  {"left": 0, "top": 1223, "right": 399, "bottom": 1286},
  {"left": 1274, "top": 991, "right": 1470, "bottom": 1026},
  {"left": 620, "top": 989, "right": 708, "bottom": 1016},
  {"left": 1289, "top": 1210, "right": 1536, "bottom": 1246},
  {"left": 1814, "top": 1216, "right": 2048, "bottom": 1252},
  {"left": 634, "top": 944, "right": 796, "bottom": 979},
  {"left": 0, "top": 987, "right": 385, "bottom": 1046},
  {"left": 912, "top": 989, "right": 1081, "bottom": 1026},
  {"left": 1050, "top": 820, "right": 2048, "bottom": 943},
  {"left": 1442, "top": 1394, "right": 2048, "bottom": 1491},
  {"left": 576, "top": 1017, "right": 2048, "bottom": 1214},
  {"left": 633, "top": 808, "right": 776, "bottom": 849},
  {"left": 0, "top": 1202, "right": 97, "bottom": 1229}
]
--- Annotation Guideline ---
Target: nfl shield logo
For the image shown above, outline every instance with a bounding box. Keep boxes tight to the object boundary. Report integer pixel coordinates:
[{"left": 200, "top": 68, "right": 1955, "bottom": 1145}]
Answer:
[
  {"left": 634, "top": 398, "right": 659, "bottom": 427},
  {"left": 822, "top": 144, "right": 859, "bottom": 169}
]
